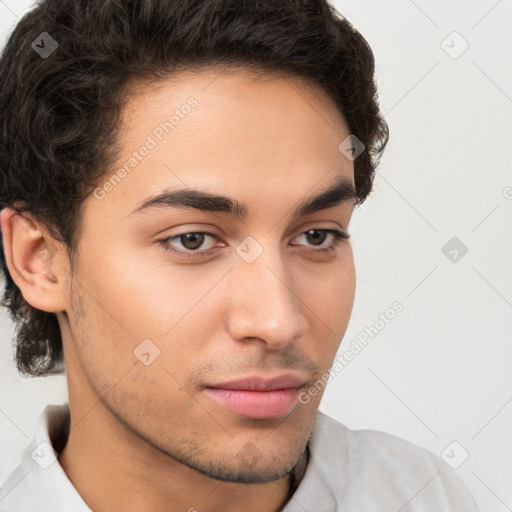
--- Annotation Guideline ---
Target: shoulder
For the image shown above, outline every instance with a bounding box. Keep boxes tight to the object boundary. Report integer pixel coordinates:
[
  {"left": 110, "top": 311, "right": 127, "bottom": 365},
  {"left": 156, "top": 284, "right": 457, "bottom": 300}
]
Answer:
[
  {"left": 309, "top": 411, "right": 479, "bottom": 511},
  {"left": 0, "top": 404, "right": 90, "bottom": 512},
  {"left": 0, "top": 463, "right": 50, "bottom": 511}
]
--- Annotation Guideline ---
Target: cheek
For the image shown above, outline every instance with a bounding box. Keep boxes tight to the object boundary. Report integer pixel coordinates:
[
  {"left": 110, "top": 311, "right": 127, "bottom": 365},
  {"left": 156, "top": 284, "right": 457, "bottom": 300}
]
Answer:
[
  {"left": 77, "top": 239, "right": 223, "bottom": 339},
  {"left": 298, "top": 249, "right": 355, "bottom": 320},
  {"left": 70, "top": 244, "right": 227, "bottom": 386},
  {"left": 68, "top": 272, "right": 195, "bottom": 413},
  {"left": 299, "top": 253, "right": 356, "bottom": 358}
]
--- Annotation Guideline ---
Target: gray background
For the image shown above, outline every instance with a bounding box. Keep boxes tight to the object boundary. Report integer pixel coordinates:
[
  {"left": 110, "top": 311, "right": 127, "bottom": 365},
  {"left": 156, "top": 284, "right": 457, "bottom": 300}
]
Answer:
[{"left": 0, "top": 1, "right": 511, "bottom": 511}]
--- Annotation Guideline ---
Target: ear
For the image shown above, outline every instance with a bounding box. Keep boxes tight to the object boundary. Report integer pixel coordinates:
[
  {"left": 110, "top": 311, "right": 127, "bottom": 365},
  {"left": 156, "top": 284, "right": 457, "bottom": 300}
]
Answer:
[{"left": 0, "top": 207, "right": 69, "bottom": 313}]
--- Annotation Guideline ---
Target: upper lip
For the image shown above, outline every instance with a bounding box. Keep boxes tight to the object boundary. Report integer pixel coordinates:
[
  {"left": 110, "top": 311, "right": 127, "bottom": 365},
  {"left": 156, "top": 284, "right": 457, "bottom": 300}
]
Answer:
[{"left": 206, "top": 373, "right": 307, "bottom": 391}]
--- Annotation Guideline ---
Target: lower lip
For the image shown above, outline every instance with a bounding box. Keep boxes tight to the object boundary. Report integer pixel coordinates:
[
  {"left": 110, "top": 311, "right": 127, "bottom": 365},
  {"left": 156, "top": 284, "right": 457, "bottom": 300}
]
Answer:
[{"left": 204, "top": 387, "right": 300, "bottom": 419}]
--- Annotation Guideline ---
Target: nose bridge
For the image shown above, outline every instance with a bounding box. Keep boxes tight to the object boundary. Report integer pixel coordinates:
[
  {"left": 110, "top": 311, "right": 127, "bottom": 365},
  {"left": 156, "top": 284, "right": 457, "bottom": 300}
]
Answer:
[{"left": 227, "top": 240, "right": 307, "bottom": 346}]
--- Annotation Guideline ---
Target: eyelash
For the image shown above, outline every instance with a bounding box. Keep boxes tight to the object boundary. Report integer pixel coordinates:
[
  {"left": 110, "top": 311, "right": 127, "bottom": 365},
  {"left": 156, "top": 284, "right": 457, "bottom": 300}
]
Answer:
[{"left": 157, "top": 229, "right": 350, "bottom": 259}]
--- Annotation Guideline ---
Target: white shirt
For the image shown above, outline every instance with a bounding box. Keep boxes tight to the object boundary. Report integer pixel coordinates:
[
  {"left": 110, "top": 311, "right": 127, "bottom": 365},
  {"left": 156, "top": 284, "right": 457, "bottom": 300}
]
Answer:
[{"left": 0, "top": 404, "right": 479, "bottom": 511}]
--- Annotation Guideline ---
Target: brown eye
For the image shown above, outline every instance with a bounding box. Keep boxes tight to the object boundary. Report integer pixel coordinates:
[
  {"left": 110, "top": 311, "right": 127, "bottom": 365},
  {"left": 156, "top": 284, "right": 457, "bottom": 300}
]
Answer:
[
  {"left": 304, "top": 229, "right": 328, "bottom": 246},
  {"left": 159, "top": 231, "right": 219, "bottom": 257},
  {"left": 292, "top": 229, "right": 350, "bottom": 251},
  {"left": 179, "top": 233, "right": 206, "bottom": 250}
]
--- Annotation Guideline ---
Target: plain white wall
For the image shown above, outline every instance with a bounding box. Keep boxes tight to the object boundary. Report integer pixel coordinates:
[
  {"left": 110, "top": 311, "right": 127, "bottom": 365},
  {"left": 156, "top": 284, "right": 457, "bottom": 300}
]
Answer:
[{"left": 1, "top": 1, "right": 511, "bottom": 511}]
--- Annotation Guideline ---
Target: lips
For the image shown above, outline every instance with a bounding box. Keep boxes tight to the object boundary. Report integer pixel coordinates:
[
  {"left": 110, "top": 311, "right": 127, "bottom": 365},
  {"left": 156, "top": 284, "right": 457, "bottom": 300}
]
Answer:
[
  {"left": 206, "top": 374, "right": 306, "bottom": 392},
  {"left": 204, "top": 373, "right": 307, "bottom": 419}
]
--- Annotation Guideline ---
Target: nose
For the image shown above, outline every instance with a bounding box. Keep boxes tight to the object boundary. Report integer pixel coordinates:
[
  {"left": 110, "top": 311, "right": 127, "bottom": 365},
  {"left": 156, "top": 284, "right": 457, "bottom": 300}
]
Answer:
[{"left": 226, "top": 244, "right": 308, "bottom": 349}]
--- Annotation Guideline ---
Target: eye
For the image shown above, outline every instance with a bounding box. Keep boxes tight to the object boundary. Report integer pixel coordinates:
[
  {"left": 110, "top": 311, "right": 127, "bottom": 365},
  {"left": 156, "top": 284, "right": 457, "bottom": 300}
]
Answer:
[
  {"left": 157, "top": 228, "right": 350, "bottom": 259},
  {"left": 159, "top": 231, "right": 220, "bottom": 257},
  {"left": 292, "top": 229, "right": 350, "bottom": 252}
]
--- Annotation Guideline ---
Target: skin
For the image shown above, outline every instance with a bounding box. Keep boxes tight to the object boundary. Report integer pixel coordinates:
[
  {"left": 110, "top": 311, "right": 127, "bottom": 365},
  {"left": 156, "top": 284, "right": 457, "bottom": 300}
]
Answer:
[{"left": 1, "top": 66, "right": 357, "bottom": 512}]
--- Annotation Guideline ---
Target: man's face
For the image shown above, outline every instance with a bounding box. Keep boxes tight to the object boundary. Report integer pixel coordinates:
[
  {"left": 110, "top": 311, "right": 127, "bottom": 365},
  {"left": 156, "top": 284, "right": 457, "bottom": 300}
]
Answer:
[{"left": 61, "top": 67, "right": 357, "bottom": 483}]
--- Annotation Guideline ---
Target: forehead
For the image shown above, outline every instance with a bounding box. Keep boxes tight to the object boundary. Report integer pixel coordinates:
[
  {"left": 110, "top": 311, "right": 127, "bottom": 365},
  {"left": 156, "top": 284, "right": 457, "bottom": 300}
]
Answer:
[{"left": 89, "top": 66, "right": 354, "bottom": 223}]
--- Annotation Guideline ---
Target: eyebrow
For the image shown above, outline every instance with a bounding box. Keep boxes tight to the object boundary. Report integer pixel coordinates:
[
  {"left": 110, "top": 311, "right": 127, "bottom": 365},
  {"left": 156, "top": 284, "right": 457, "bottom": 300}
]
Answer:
[{"left": 129, "top": 175, "right": 358, "bottom": 220}]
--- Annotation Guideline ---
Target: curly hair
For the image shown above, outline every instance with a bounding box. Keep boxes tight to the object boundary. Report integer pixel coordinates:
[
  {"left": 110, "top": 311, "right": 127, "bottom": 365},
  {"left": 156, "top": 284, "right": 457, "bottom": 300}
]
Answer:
[{"left": 0, "top": 0, "right": 389, "bottom": 377}]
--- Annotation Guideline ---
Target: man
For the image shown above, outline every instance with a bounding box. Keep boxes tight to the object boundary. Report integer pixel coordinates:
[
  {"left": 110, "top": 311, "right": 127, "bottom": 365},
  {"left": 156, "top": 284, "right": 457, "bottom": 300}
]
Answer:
[{"left": 0, "top": 0, "right": 478, "bottom": 510}]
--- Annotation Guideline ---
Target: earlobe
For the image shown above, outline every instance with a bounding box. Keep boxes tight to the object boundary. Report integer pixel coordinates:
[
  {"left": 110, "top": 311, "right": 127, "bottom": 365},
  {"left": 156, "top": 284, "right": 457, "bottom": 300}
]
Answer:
[{"left": 0, "top": 208, "right": 68, "bottom": 313}]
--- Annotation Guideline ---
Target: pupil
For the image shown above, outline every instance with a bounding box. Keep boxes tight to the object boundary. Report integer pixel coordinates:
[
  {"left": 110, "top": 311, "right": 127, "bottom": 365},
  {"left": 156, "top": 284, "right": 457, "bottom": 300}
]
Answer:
[
  {"left": 306, "top": 229, "right": 326, "bottom": 246},
  {"left": 181, "top": 233, "right": 204, "bottom": 250}
]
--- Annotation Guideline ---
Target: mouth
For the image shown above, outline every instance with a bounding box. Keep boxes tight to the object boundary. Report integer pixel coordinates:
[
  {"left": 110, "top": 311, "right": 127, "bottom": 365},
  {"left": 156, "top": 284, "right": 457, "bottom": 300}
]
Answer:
[{"left": 203, "top": 373, "right": 306, "bottom": 419}]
